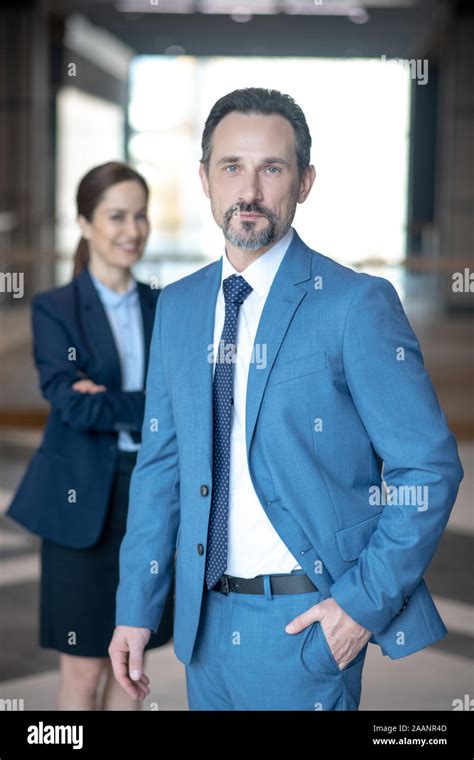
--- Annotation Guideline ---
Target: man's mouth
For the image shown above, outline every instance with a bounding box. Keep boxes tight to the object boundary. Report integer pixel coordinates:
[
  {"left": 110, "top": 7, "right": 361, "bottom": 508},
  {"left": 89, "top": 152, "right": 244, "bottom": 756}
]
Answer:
[{"left": 237, "top": 212, "right": 265, "bottom": 220}]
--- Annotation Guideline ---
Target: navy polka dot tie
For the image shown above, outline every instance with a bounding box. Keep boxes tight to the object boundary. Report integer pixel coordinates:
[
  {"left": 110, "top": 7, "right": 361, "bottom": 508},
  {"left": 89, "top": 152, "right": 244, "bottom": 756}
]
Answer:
[{"left": 205, "top": 274, "right": 253, "bottom": 590}]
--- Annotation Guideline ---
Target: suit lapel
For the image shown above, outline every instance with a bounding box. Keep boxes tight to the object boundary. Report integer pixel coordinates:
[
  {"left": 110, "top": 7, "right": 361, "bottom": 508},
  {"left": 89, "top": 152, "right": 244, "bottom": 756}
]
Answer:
[
  {"left": 137, "top": 281, "right": 159, "bottom": 385},
  {"left": 185, "top": 259, "right": 223, "bottom": 473},
  {"left": 245, "top": 231, "right": 314, "bottom": 458},
  {"left": 75, "top": 267, "right": 122, "bottom": 389},
  {"left": 187, "top": 231, "right": 314, "bottom": 473},
  {"left": 75, "top": 267, "right": 158, "bottom": 390}
]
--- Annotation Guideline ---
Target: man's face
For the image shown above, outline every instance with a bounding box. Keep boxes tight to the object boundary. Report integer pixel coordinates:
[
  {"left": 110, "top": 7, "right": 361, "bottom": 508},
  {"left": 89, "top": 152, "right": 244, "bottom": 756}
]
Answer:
[{"left": 199, "top": 112, "right": 314, "bottom": 251}]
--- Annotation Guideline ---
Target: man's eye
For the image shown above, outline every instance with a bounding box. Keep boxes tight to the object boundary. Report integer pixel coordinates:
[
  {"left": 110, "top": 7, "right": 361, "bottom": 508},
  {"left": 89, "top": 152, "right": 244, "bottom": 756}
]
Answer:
[
  {"left": 225, "top": 165, "right": 238, "bottom": 173},
  {"left": 110, "top": 215, "right": 123, "bottom": 220},
  {"left": 264, "top": 166, "right": 281, "bottom": 174}
]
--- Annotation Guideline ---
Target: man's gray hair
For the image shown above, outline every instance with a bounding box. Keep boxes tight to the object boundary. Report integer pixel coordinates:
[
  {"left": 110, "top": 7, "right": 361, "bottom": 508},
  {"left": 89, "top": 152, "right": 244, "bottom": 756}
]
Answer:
[{"left": 201, "top": 87, "right": 312, "bottom": 177}]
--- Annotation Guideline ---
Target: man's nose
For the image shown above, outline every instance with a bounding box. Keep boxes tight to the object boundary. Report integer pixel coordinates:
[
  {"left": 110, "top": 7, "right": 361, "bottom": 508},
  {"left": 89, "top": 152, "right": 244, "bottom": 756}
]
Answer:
[{"left": 238, "top": 173, "right": 263, "bottom": 205}]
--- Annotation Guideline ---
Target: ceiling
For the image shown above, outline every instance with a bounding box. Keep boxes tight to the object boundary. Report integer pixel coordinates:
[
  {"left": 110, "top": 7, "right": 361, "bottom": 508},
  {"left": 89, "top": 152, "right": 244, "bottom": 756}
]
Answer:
[{"left": 47, "top": 0, "right": 461, "bottom": 58}]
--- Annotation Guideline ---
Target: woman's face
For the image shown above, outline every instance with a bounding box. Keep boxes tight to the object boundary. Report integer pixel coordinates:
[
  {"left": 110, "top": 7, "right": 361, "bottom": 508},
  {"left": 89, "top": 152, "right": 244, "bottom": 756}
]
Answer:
[{"left": 79, "top": 180, "right": 150, "bottom": 269}]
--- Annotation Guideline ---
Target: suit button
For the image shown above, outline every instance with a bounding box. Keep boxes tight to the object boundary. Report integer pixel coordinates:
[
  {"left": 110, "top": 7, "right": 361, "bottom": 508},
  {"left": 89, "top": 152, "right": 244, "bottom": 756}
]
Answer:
[
  {"left": 197, "top": 544, "right": 204, "bottom": 556},
  {"left": 200, "top": 485, "right": 209, "bottom": 497}
]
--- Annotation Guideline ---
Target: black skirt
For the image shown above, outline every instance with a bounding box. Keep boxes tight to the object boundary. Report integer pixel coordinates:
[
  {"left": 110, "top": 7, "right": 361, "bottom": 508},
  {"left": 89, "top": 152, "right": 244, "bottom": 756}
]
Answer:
[{"left": 40, "top": 449, "right": 175, "bottom": 657}]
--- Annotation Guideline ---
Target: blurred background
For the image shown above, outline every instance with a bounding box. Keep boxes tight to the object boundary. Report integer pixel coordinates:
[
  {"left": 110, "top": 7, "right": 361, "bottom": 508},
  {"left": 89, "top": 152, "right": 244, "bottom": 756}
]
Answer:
[{"left": 0, "top": 0, "right": 472, "bottom": 710}]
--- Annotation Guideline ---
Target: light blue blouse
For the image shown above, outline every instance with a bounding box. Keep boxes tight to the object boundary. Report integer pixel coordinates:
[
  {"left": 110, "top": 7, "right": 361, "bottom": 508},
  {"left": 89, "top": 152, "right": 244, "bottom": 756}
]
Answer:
[{"left": 88, "top": 267, "right": 144, "bottom": 452}]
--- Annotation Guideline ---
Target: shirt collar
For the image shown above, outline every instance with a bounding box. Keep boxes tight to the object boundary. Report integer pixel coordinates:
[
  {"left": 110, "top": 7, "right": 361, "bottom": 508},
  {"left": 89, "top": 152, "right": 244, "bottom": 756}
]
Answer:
[
  {"left": 88, "top": 266, "right": 138, "bottom": 308},
  {"left": 221, "top": 227, "right": 294, "bottom": 298}
]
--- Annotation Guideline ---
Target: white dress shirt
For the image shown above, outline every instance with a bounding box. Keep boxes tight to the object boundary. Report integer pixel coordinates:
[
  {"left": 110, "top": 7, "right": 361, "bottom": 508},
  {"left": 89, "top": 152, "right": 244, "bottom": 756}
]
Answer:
[
  {"left": 88, "top": 267, "right": 144, "bottom": 452},
  {"left": 212, "top": 227, "right": 302, "bottom": 578}
]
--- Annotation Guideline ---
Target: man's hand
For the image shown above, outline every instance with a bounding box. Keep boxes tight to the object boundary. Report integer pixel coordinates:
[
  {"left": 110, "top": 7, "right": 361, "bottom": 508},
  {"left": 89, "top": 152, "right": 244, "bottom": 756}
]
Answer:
[
  {"left": 71, "top": 378, "right": 107, "bottom": 393},
  {"left": 108, "top": 625, "right": 152, "bottom": 700},
  {"left": 285, "top": 597, "right": 371, "bottom": 670}
]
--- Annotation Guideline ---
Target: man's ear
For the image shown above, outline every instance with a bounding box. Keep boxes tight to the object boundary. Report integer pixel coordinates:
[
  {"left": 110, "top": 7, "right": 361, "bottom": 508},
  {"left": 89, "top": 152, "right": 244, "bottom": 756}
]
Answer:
[
  {"left": 297, "top": 164, "right": 316, "bottom": 204},
  {"left": 199, "top": 162, "right": 211, "bottom": 199},
  {"left": 77, "top": 214, "right": 91, "bottom": 240}
]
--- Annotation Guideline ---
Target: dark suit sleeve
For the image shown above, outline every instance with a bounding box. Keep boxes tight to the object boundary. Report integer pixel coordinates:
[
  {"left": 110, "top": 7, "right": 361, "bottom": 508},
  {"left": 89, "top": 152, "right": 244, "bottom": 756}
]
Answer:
[
  {"left": 329, "top": 276, "right": 464, "bottom": 635},
  {"left": 32, "top": 294, "right": 146, "bottom": 433}
]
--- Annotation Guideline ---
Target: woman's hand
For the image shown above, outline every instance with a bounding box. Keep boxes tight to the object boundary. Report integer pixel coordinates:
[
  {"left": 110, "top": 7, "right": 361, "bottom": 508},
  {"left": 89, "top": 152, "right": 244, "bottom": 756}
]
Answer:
[{"left": 71, "top": 378, "right": 107, "bottom": 394}]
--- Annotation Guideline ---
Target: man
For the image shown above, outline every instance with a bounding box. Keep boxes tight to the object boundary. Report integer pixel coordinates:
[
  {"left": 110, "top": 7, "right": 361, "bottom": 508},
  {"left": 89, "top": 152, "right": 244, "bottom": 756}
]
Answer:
[{"left": 109, "top": 88, "right": 463, "bottom": 711}]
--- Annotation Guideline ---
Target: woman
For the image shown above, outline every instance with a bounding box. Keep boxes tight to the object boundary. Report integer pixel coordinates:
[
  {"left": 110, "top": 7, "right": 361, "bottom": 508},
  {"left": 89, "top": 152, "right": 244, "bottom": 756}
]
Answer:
[{"left": 7, "top": 161, "right": 174, "bottom": 710}]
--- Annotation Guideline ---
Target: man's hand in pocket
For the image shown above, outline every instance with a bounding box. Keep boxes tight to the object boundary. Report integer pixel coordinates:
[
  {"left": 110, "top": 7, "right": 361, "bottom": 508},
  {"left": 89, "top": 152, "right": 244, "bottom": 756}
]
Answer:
[{"left": 285, "top": 596, "right": 371, "bottom": 670}]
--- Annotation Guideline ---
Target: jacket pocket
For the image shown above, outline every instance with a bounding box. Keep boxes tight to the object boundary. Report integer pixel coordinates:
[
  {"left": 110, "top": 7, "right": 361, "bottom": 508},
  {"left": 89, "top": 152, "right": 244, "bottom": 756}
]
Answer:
[
  {"left": 335, "top": 512, "right": 382, "bottom": 561},
  {"left": 267, "top": 350, "right": 327, "bottom": 387}
]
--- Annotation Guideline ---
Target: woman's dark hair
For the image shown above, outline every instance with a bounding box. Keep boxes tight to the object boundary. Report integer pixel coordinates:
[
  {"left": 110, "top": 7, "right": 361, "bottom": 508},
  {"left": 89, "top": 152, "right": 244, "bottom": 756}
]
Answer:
[
  {"left": 72, "top": 161, "right": 149, "bottom": 278},
  {"left": 201, "top": 87, "right": 312, "bottom": 177}
]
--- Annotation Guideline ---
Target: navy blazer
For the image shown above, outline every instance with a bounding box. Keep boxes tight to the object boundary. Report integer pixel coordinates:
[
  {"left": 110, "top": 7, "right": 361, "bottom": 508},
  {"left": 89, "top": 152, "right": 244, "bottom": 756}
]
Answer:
[{"left": 7, "top": 266, "right": 160, "bottom": 548}]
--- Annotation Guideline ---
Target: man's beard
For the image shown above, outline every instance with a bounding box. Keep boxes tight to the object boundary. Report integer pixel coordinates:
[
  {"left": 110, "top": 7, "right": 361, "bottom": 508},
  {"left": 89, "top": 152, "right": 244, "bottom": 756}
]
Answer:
[{"left": 220, "top": 202, "right": 294, "bottom": 250}]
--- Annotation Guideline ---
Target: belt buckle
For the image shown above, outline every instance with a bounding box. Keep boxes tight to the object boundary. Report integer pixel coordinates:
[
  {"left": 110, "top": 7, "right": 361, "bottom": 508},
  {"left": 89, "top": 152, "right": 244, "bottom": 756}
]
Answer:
[{"left": 219, "top": 575, "right": 230, "bottom": 595}]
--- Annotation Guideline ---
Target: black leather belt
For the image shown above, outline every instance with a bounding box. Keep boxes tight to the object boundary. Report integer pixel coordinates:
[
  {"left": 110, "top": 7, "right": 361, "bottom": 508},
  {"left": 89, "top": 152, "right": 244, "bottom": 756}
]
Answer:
[{"left": 210, "top": 573, "right": 319, "bottom": 596}]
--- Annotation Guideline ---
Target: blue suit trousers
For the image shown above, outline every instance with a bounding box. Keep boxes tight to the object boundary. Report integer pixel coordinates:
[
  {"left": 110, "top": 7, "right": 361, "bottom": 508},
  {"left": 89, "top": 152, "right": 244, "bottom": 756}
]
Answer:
[{"left": 185, "top": 571, "right": 368, "bottom": 711}]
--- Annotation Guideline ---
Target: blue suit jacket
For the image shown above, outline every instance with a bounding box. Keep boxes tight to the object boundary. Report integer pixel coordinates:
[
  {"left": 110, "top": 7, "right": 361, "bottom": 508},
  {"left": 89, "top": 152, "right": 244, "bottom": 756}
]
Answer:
[
  {"left": 6, "top": 266, "right": 160, "bottom": 548},
  {"left": 115, "top": 230, "right": 463, "bottom": 663}
]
